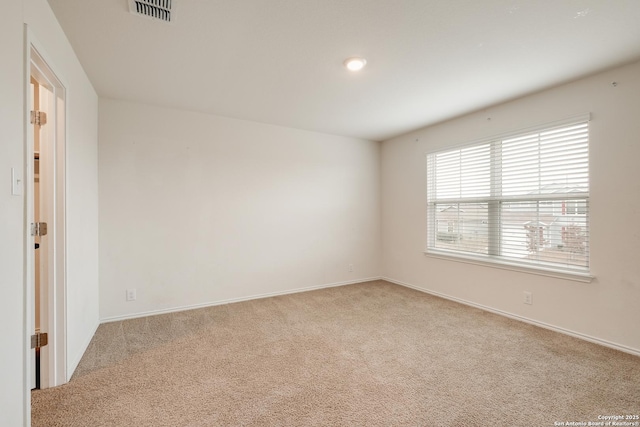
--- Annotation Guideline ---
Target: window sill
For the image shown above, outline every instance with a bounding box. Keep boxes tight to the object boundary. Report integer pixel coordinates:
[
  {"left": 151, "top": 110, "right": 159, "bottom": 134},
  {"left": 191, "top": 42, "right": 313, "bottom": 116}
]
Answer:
[{"left": 424, "top": 250, "right": 594, "bottom": 283}]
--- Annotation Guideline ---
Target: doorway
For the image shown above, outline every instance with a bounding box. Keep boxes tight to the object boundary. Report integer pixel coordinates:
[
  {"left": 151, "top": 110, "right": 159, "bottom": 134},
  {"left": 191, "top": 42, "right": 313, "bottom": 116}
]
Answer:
[{"left": 26, "top": 40, "right": 67, "bottom": 391}]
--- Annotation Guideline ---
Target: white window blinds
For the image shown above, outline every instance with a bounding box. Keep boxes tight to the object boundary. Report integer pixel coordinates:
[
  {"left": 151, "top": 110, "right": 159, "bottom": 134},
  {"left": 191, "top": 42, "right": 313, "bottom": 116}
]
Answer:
[{"left": 427, "top": 116, "right": 590, "bottom": 273}]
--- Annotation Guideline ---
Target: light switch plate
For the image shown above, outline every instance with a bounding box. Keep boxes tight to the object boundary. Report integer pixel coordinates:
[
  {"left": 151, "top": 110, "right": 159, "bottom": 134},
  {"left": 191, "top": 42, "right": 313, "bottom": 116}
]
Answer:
[{"left": 11, "top": 168, "right": 22, "bottom": 196}]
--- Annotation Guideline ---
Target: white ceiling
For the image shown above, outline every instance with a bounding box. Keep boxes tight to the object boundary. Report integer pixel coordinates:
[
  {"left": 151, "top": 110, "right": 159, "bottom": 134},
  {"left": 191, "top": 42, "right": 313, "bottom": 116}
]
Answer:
[{"left": 48, "top": 0, "right": 640, "bottom": 141}]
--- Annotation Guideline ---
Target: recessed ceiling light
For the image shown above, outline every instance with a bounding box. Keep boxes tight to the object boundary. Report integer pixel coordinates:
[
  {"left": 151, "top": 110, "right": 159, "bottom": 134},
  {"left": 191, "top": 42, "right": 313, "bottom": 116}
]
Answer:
[{"left": 344, "top": 57, "right": 367, "bottom": 72}]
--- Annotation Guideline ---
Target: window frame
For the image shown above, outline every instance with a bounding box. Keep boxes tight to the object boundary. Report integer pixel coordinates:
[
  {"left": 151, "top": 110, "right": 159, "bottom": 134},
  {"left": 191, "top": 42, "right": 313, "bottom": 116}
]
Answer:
[{"left": 425, "top": 114, "right": 593, "bottom": 282}]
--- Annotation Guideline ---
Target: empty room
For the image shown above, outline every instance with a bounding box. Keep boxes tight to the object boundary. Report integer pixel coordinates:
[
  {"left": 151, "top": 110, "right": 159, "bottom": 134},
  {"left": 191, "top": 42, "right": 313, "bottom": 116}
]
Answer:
[{"left": 2, "top": 0, "right": 640, "bottom": 426}]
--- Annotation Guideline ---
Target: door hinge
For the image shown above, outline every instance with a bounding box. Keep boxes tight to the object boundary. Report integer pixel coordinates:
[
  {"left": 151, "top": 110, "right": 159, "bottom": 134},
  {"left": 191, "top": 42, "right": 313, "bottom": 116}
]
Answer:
[
  {"left": 31, "top": 222, "right": 48, "bottom": 237},
  {"left": 30, "top": 332, "right": 48, "bottom": 349},
  {"left": 30, "top": 110, "right": 47, "bottom": 126}
]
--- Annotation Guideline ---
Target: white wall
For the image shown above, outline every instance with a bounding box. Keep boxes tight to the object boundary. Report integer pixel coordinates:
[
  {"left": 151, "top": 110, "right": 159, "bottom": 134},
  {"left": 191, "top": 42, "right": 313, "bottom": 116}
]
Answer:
[
  {"left": 99, "top": 99, "right": 381, "bottom": 320},
  {"left": 25, "top": 0, "right": 100, "bottom": 376},
  {"left": 382, "top": 59, "right": 640, "bottom": 354},
  {"left": 0, "top": 1, "right": 99, "bottom": 420},
  {"left": 0, "top": 0, "right": 27, "bottom": 424}
]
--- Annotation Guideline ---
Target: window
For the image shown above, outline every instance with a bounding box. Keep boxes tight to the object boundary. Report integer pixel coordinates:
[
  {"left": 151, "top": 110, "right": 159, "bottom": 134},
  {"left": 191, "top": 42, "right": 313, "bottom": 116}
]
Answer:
[{"left": 426, "top": 116, "right": 590, "bottom": 275}]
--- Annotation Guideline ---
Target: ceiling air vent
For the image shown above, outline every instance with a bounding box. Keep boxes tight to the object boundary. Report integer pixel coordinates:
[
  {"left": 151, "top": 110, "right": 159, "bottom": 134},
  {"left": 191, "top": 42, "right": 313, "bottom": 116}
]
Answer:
[{"left": 128, "top": 0, "right": 175, "bottom": 24}]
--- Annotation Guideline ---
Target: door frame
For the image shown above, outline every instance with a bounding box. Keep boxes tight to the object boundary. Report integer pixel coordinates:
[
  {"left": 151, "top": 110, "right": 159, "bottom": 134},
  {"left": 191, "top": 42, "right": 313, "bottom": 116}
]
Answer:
[{"left": 24, "top": 26, "right": 68, "bottom": 396}]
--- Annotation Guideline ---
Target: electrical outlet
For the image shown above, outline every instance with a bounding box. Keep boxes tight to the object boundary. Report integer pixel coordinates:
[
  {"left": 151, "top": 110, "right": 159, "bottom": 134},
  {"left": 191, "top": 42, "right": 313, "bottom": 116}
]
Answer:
[
  {"left": 348, "top": 264, "right": 354, "bottom": 272},
  {"left": 126, "top": 288, "right": 137, "bottom": 302},
  {"left": 523, "top": 291, "right": 532, "bottom": 305}
]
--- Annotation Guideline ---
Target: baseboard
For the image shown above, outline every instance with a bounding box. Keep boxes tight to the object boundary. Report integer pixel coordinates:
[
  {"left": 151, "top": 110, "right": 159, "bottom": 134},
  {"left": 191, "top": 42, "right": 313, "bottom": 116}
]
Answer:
[
  {"left": 67, "top": 319, "right": 100, "bottom": 381},
  {"left": 100, "top": 276, "right": 383, "bottom": 324},
  {"left": 383, "top": 277, "right": 640, "bottom": 358}
]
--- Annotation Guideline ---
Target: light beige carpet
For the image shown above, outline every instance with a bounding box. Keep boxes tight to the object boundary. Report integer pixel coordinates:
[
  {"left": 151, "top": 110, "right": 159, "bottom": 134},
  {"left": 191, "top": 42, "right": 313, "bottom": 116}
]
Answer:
[{"left": 32, "top": 280, "right": 640, "bottom": 426}]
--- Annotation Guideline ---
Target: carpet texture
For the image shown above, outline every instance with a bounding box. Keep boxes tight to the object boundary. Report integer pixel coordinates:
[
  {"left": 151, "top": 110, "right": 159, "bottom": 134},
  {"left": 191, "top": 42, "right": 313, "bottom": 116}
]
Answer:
[{"left": 32, "top": 280, "right": 640, "bottom": 426}]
